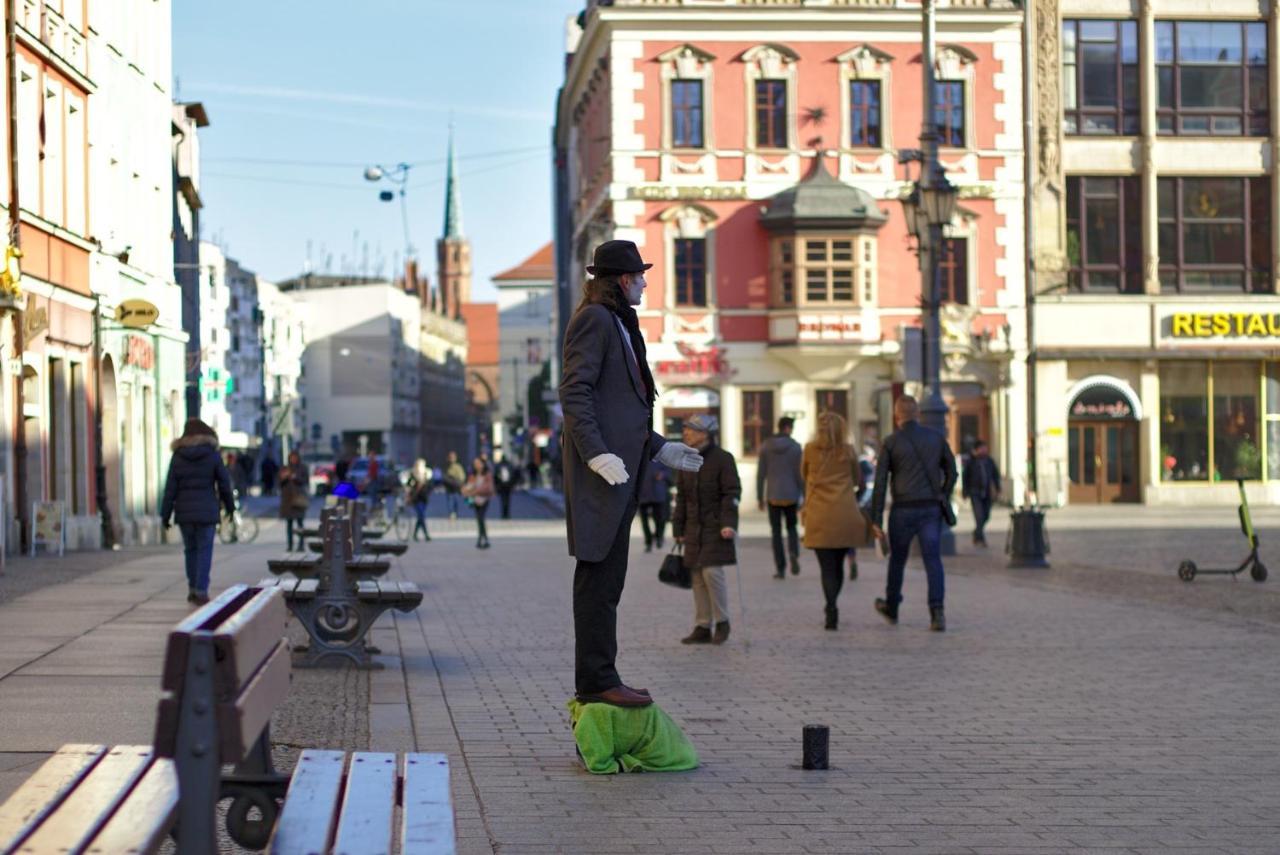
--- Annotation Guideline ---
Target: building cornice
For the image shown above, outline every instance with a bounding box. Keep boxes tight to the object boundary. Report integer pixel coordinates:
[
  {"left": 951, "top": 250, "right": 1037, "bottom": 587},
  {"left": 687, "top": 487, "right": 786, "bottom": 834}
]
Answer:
[
  {"left": 15, "top": 25, "right": 96, "bottom": 93},
  {"left": 19, "top": 209, "right": 96, "bottom": 252}
]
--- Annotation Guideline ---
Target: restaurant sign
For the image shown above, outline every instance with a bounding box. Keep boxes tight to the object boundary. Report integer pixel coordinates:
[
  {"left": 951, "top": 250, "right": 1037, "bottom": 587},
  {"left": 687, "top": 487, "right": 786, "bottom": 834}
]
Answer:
[{"left": 1165, "top": 311, "right": 1280, "bottom": 340}]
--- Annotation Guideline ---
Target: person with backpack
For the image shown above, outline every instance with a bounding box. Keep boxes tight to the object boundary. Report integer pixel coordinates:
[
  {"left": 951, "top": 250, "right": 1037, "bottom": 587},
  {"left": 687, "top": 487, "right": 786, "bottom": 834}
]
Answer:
[{"left": 868, "top": 395, "right": 958, "bottom": 632}]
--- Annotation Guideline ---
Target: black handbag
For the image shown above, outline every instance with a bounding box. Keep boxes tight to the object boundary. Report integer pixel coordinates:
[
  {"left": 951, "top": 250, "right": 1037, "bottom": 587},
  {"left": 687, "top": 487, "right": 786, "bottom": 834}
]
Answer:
[{"left": 657, "top": 544, "right": 692, "bottom": 589}]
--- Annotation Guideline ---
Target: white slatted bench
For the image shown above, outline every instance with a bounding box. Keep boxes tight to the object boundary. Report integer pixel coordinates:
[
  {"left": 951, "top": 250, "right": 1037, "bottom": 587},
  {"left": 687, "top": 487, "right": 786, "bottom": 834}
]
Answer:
[{"left": 0, "top": 585, "right": 452, "bottom": 854}]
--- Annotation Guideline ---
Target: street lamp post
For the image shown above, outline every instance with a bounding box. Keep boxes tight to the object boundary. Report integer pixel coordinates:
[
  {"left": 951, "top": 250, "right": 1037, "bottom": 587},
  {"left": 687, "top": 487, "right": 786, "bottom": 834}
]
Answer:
[
  {"left": 900, "top": 0, "right": 959, "bottom": 554},
  {"left": 363, "top": 163, "right": 414, "bottom": 261}
]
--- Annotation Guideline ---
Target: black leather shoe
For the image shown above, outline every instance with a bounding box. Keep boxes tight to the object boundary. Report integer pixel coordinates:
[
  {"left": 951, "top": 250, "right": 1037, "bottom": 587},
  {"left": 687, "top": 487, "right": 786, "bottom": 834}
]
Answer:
[
  {"left": 773, "top": 570, "right": 785, "bottom": 579},
  {"left": 789, "top": 557, "right": 801, "bottom": 575},
  {"left": 930, "top": 606, "right": 946, "bottom": 632},
  {"left": 874, "top": 598, "right": 898, "bottom": 625},
  {"left": 576, "top": 686, "right": 653, "bottom": 707},
  {"left": 824, "top": 607, "right": 838, "bottom": 631},
  {"left": 682, "top": 626, "right": 712, "bottom": 644}
]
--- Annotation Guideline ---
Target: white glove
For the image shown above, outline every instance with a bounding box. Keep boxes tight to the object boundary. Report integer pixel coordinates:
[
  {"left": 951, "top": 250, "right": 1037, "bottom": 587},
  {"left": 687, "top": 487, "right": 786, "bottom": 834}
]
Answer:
[
  {"left": 657, "top": 441, "right": 704, "bottom": 473},
  {"left": 587, "top": 453, "right": 629, "bottom": 486}
]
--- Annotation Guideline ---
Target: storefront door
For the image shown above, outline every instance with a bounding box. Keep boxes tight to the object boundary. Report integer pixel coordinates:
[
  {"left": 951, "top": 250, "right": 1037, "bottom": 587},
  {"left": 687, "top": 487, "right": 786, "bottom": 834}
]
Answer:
[{"left": 1068, "top": 420, "right": 1139, "bottom": 503}]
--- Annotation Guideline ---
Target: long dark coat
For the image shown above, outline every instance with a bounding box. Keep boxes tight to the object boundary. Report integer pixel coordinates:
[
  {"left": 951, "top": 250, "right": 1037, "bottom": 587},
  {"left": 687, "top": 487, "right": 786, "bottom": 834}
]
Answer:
[
  {"left": 672, "top": 444, "right": 741, "bottom": 569},
  {"left": 559, "top": 302, "right": 667, "bottom": 562},
  {"left": 160, "top": 435, "right": 236, "bottom": 526}
]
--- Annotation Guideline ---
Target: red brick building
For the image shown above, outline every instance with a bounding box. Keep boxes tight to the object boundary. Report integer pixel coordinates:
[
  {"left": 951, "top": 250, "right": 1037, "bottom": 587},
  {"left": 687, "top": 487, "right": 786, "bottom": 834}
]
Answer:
[{"left": 554, "top": 0, "right": 1028, "bottom": 491}]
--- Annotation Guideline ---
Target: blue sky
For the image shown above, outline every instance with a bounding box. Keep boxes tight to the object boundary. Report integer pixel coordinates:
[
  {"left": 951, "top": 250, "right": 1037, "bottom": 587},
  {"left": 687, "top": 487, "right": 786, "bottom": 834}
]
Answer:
[{"left": 173, "top": 0, "right": 584, "bottom": 300}]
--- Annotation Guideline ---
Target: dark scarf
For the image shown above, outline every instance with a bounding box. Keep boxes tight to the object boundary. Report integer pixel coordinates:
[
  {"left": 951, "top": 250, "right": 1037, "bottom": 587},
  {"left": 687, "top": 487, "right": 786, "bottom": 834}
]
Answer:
[{"left": 580, "top": 282, "right": 656, "bottom": 405}]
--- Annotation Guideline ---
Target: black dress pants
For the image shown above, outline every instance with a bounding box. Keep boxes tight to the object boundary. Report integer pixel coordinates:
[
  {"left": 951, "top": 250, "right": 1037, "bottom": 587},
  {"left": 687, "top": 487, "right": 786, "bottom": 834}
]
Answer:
[{"left": 573, "top": 497, "right": 638, "bottom": 695}]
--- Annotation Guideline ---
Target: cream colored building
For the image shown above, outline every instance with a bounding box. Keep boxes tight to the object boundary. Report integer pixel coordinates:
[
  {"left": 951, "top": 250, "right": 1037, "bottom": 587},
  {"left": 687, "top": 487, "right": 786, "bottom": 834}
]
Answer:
[{"left": 1031, "top": 0, "right": 1280, "bottom": 505}]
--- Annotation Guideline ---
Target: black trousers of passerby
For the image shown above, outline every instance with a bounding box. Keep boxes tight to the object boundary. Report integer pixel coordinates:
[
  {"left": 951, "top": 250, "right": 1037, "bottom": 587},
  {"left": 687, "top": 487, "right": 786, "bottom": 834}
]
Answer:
[
  {"left": 768, "top": 503, "right": 800, "bottom": 573},
  {"left": 573, "top": 496, "right": 638, "bottom": 695},
  {"left": 971, "top": 495, "right": 992, "bottom": 543},
  {"left": 286, "top": 516, "right": 304, "bottom": 552},
  {"left": 814, "top": 548, "right": 847, "bottom": 609},
  {"left": 638, "top": 501, "right": 668, "bottom": 549},
  {"left": 498, "top": 487, "right": 513, "bottom": 519},
  {"left": 474, "top": 502, "right": 490, "bottom": 546}
]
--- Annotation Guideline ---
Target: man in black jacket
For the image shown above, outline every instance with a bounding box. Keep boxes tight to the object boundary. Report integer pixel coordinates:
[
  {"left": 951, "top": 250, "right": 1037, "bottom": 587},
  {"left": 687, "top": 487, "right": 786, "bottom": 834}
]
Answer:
[
  {"left": 961, "top": 439, "right": 1000, "bottom": 546},
  {"left": 868, "top": 395, "right": 958, "bottom": 631},
  {"left": 560, "top": 240, "right": 704, "bottom": 708}
]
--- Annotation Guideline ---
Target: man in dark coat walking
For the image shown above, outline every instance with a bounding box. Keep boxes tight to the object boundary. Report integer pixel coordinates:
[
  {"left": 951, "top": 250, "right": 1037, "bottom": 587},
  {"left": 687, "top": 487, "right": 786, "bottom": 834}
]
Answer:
[
  {"left": 756, "top": 416, "right": 804, "bottom": 578},
  {"left": 961, "top": 439, "right": 1001, "bottom": 546},
  {"left": 560, "top": 240, "right": 704, "bottom": 708}
]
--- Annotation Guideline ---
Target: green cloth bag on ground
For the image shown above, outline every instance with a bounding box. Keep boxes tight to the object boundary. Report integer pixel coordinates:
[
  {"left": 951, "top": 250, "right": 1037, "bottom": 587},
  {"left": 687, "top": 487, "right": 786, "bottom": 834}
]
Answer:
[{"left": 566, "top": 698, "right": 700, "bottom": 775}]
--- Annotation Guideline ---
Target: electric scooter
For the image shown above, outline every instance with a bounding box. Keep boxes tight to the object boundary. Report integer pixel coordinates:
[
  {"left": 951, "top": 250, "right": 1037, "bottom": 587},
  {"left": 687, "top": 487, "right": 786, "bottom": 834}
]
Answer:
[{"left": 1177, "top": 479, "right": 1267, "bottom": 582}]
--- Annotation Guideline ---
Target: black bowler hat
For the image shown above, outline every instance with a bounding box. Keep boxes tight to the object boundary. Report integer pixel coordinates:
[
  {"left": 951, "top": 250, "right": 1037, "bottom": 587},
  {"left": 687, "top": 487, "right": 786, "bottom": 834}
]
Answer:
[{"left": 586, "top": 239, "right": 653, "bottom": 276}]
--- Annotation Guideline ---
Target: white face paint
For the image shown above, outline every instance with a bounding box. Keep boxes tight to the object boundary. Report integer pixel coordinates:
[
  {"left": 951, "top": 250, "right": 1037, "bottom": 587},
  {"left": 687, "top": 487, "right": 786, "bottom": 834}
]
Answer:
[{"left": 624, "top": 272, "right": 647, "bottom": 306}]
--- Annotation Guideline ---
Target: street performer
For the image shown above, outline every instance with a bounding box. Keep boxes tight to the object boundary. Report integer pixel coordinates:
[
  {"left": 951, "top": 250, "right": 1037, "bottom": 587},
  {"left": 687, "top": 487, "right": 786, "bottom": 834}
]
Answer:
[{"left": 560, "top": 239, "right": 704, "bottom": 708}]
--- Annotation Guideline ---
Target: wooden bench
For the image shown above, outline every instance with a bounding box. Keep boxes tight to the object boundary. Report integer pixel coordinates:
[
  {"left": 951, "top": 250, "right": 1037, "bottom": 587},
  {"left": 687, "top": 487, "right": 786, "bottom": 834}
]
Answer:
[
  {"left": 0, "top": 584, "right": 454, "bottom": 854},
  {"left": 264, "top": 515, "right": 421, "bottom": 669}
]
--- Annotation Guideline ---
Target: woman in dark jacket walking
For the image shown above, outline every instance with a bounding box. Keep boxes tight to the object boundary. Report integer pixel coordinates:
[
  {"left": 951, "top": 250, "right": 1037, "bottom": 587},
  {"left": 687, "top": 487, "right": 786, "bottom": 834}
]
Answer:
[
  {"left": 161, "top": 419, "right": 236, "bottom": 604},
  {"left": 672, "top": 414, "right": 741, "bottom": 645},
  {"left": 278, "top": 450, "right": 309, "bottom": 551}
]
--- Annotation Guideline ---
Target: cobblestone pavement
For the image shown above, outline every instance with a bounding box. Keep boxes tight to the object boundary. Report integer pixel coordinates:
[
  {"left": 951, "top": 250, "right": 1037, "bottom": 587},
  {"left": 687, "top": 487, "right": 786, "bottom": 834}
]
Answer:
[
  {"left": 1, "top": 502, "right": 1277, "bottom": 854},
  {"left": 376, "top": 514, "right": 1280, "bottom": 855}
]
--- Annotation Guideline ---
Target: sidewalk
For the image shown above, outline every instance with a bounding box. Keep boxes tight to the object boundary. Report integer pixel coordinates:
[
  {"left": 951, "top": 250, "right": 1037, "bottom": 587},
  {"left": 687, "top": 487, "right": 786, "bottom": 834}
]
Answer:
[{"left": 1, "top": 516, "right": 1276, "bottom": 853}]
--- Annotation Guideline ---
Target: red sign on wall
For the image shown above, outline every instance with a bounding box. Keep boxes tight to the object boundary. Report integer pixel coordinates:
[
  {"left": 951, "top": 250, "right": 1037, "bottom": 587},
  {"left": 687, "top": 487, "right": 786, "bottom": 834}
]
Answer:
[
  {"left": 124, "top": 335, "right": 154, "bottom": 371},
  {"left": 655, "top": 343, "right": 733, "bottom": 385}
]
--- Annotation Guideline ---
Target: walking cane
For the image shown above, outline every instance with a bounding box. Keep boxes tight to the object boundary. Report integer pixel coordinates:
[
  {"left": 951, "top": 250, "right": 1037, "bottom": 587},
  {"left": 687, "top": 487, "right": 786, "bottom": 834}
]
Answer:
[{"left": 732, "top": 531, "right": 749, "bottom": 651}]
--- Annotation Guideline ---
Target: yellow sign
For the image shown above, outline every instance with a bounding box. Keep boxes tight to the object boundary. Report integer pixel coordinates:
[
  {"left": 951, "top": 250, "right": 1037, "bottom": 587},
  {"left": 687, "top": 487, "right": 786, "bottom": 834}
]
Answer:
[
  {"left": 1170, "top": 312, "right": 1280, "bottom": 338},
  {"left": 114, "top": 299, "right": 160, "bottom": 328},
  {"left": 0, "top": 245, "right": 22, "bottom": 297}
]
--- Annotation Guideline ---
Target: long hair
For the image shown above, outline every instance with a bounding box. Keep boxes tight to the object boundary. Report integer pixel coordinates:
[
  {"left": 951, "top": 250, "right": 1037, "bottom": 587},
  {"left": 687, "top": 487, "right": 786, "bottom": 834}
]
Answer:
[
  {"left": 575, "top": 274, "right": 656, "bottom": 405},
  {"left": 812, "top": 411, "right": 852, "bottom": 459}
]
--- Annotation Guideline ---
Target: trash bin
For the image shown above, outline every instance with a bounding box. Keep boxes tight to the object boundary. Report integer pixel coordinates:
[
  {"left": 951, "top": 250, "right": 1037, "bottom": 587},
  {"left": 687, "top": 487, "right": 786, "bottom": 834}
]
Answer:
[{"left": 1007, "top": 507, "right": 1050, "bottom": 569}]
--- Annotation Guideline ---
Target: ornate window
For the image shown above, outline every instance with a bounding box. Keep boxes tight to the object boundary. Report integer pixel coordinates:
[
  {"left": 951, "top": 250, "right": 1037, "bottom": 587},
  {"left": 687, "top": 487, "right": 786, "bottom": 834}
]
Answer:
[
  {"left": 838, "top": 45, "right": 892, "bottom": 151},
  {"left": 1062, "top": 20, "right": 1140, "bottom": 136},
  {"left": 660, "top": 203, "right": 718, "bottom": 310},
  {"left": 1157, "top": 176, "right": 1271, "bottom": 292},
  {"left": 659, "top": 44, "right": 716, "bottom": 151},
  {"left": 932, "top": 46, "right": 976, "bottom": 149},
  {"left": 673, "top": 238, "right": 707, "bottom": 307},
  {"left": 743, "top": 44, "right": 799, "bottom": 152},
  {"left": 671, "top": 81, "right": 704, "bottom": 148},
  {"left": 741, "top": 390, "right": 775, "bottom": 458},
  {"left": 938, "top": 237, "right": 968, "bottom": 304},
  {"left": 771, "top": 235, "right": 877, "bottom": 307},
  {"left": 1156, "top": 21, "right": 1268, "bottom": 136}
]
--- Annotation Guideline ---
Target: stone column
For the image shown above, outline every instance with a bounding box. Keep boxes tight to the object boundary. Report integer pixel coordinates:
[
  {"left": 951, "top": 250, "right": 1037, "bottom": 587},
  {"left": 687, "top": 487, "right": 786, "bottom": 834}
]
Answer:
[{"left": 1140, "top": 0, "right": 1160, "bottom": 295}]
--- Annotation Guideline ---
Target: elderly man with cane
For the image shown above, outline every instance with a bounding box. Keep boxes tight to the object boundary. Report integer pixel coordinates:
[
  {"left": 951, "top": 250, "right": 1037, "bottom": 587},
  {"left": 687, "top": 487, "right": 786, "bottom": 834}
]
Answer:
[{"left": 560, "top": 240, "right": 705, "bottom": 708}]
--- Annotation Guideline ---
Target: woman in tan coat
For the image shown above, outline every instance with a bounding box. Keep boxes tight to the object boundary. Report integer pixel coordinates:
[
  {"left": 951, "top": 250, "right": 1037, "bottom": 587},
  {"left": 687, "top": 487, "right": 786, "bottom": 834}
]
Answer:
[{"left": 802, "top": 411, "right": 871, "bottom": 630}]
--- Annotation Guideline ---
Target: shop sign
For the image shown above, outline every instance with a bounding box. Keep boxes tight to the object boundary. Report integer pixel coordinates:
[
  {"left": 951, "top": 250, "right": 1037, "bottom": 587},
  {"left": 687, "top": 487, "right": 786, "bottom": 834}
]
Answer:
[
  {"left": 1069, "top": 386, "right": 1134, "bottom": 420},
  {"left": 114, "top": 299, "right": 160, "bottom": 328},
  {"left": 798, "top": 314, "right": 863, "bottom": 341},
  {"left": 627, "top": 185, "right": 748, "bottom": 201},
  {"left": 123, "top": 334, "right": 154, "bottom": 371},
  {"left": 1167, "top": 311, "right": 1280, "bottom": 339},
  {"left": 655, "top": 343, "right": 733, "bottom": 384}
]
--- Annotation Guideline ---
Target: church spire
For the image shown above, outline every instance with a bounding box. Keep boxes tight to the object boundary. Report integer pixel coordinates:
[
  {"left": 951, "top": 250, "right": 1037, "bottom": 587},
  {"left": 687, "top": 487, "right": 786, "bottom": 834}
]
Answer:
[{"left": 442, "top": 128, "right": 463, "bottom": 240}]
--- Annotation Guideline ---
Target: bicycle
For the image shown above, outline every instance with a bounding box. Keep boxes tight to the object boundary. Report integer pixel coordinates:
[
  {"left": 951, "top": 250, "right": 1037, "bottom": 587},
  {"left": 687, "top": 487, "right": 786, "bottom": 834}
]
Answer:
[
  {"left": 217, "top": 495, "right": 260, "bottom": 545},
  {"left": 367, "top": 492, "right": 412, "bottom": 542}
]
